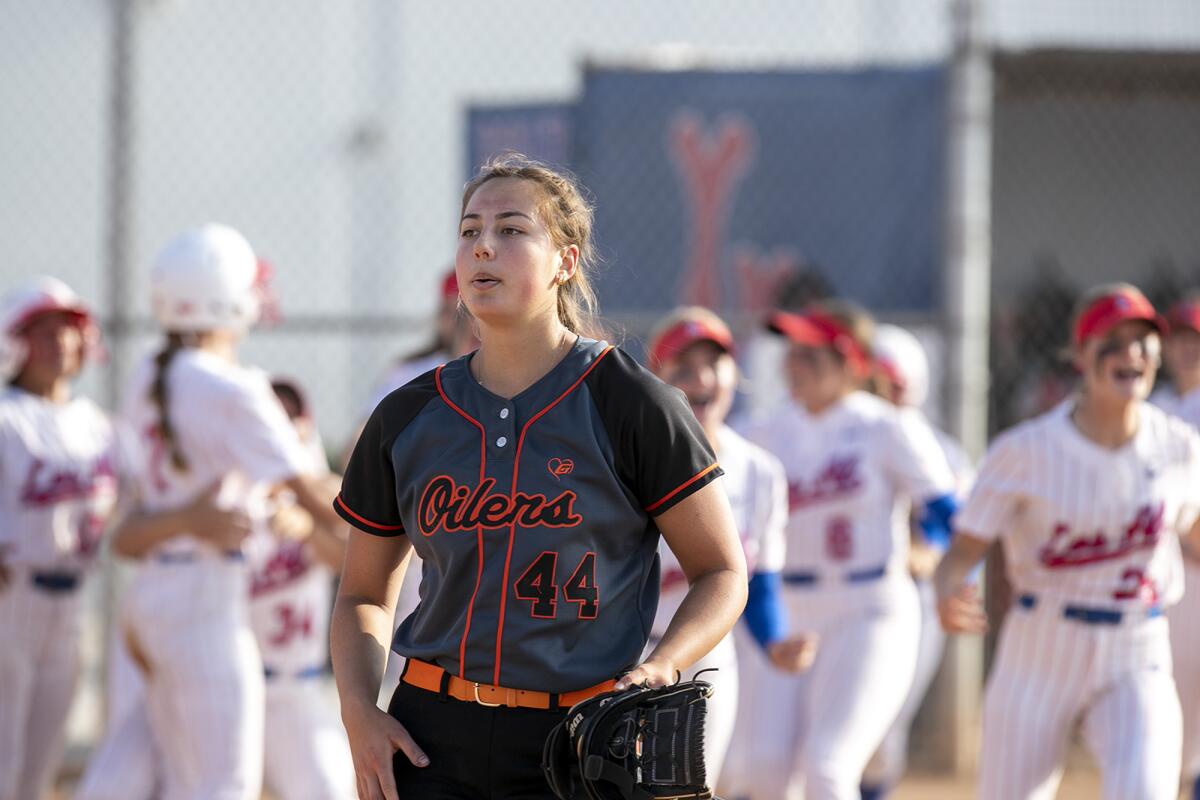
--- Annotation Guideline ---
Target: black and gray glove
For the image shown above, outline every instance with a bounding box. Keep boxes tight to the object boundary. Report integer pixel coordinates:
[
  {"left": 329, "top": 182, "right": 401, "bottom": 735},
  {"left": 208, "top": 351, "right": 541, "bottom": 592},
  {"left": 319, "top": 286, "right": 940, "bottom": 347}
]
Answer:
[{"left": 542, "top": 679, "right": 715, "bottom": 800}]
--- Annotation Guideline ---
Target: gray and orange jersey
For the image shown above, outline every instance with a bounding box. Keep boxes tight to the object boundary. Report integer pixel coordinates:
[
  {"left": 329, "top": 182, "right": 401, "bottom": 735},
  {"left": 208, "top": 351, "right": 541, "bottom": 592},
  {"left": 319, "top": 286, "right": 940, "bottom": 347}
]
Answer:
[{"left": 336, "top": 337, "right": 722, "bottom": 693}]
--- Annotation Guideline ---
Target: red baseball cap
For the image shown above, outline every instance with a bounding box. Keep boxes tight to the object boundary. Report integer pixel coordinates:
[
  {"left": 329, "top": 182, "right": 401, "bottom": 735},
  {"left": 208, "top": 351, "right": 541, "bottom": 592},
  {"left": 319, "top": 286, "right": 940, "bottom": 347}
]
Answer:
[
  {"left": 1073, "top": 287, "right": 1165, "bottom": 346},
  {"left": 648, "top": 314, "right": 735, "bottom": 368},
  {"left": 767, "top": 309, "right": 869, "bottom": 375},
  {"left": 1167, "top": 298, "right": 1200, "bottom": 334}
]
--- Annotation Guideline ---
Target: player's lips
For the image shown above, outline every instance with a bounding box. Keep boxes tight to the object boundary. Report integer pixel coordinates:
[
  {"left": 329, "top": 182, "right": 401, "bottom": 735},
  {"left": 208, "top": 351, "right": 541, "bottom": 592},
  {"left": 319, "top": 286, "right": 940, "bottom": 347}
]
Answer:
[{"left": 471, "top": 274, "right": 501, "bottom": 290}]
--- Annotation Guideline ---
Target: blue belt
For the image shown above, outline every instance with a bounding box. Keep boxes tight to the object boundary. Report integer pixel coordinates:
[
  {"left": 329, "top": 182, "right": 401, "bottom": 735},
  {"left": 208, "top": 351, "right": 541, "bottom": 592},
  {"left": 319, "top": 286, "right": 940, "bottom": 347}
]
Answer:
[
  {"left": 783, "top": 566, "right": 887, "bottom": 587},
  {"left": 264, "top": 664, "right": 325, "bottom": 680},
  {"left": 1017, "top": 593, "right": 1163, "bottom": 625},
  {"left": 156, "top": 550, "right": 245, "bottom": 564},
  {"left": 31, "top": 571, "right": 81, "bottom": 593}
]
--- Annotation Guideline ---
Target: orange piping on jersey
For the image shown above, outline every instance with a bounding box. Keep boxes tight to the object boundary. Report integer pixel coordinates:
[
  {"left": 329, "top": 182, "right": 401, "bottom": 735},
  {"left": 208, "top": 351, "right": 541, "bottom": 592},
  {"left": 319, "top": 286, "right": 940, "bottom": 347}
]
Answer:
[
  {"left": 335, "top": 495, "right": 405, "bottom": 531},
  {"left": 644, "top": 462, "right": 721, "bottom": 514},
  {"left": 436, "top": 365, "right": 488, "bottom": 680},
  {"left": 493, "top": 345, "right": 615, "bottom": 686}
]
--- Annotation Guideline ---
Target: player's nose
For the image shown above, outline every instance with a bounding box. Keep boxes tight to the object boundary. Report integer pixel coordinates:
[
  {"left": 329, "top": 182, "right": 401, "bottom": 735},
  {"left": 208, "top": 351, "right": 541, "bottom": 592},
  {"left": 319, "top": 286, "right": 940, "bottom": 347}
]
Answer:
[{"left": 473, "top": 233, "right": 494, "bottom": 260}]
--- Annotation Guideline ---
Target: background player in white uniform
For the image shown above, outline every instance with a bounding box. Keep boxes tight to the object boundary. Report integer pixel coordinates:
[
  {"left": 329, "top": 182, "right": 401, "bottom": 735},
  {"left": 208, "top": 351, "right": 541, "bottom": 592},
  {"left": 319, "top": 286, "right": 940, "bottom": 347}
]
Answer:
[
  {"left": 936, "top": 283, "right": 1198, "bottom": 800},
  {"left": 860, "top": 323, "right": 974, "bottom": 800},
  {"left": 76, "top": 377, "right": 354, "bottom": 800},
  {"left": 247, "top": 377, "right": 356, "bottom": 800},
  {"left": 103, "top": 224, "right": 338, "bottom": 800},
  {"left": 1150, "top": 295, "right": 1200, "bottom": 800},
  {"left": 742, "top": 301, "right": 958, "bottom": 800},
  {"left": 0, "top": 278, "right": 119, "bottom": 800},
  {"left": 643, "top": 307, "right": 810, "bottom": 793}
]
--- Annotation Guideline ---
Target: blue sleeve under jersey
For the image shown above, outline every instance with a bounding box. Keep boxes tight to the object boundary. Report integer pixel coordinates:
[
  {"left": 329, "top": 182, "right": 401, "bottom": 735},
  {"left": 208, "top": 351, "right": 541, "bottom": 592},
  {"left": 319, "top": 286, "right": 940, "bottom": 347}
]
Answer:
[
  {"left": 919, "top": 493, "right": 959, "bottom": 552},
  {"left": 743, "top": 571, "right": 785, "bottom": 650}
]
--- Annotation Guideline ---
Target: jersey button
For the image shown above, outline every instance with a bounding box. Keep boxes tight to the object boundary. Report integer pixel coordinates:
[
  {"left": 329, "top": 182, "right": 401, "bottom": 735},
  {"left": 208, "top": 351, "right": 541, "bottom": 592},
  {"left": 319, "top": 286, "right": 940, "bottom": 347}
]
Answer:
[
  {"left": 496, "top": 436, "right": 508, "bottom": 447},
  {"left": 500, "top": 408, "right": 510, "bottom": 419}
]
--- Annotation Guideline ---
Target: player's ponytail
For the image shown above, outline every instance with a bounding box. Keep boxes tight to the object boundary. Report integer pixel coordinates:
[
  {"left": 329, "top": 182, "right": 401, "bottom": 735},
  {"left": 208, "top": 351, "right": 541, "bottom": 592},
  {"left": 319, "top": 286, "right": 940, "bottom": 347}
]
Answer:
[
  {"left": 150, "top": 332, "right": 189, "bottom": 471},
  {"left": 462, "top": 154, "right": 600, "bottom": 337}
]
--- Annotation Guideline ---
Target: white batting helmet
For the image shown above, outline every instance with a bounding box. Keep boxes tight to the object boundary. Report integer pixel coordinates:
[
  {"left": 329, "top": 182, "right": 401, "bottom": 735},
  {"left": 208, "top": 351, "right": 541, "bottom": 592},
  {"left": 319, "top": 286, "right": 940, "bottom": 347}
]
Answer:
[
  {"left": 150, "top": 224, "right": 261, "bottom": 332},
  {"left": 0, "top": 276, "right": 96, "bottom": 381},
  {"left": 873, "top": 324, "right": 930, "bottom": 408}
]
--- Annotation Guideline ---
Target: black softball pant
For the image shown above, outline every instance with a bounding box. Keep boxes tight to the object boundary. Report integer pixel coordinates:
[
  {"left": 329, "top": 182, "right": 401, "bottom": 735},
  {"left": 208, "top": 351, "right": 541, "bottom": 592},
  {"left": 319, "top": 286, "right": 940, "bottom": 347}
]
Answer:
[{"left": 387, "top": 679, "right": 567, "bottom": 799}]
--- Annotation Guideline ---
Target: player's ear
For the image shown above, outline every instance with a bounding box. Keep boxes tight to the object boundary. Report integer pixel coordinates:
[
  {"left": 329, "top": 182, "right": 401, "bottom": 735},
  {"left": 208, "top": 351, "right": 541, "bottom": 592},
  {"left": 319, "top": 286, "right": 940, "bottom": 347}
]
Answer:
[{"left": 557, "top": 244, "right": 579, "bottom": 284}]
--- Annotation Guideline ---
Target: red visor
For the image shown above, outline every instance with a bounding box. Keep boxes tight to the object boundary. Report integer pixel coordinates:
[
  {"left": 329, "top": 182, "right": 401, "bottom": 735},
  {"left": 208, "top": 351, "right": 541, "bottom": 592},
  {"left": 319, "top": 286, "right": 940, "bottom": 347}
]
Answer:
[
  {"left": 1167, "top": 300, "right": 1200, "bottom": 334},
  {"left": 767, "top": 310, "right": 869, "bottom": 375},
  {"left": 441, "top": 270, "right": 459, "bottom": 300},
  {"left": 9, "top": 302, "right": 90, "bottom": 335},
  {"left": 1073, "top": 289, "right": 1165, "bottom": 346},
  {"left": 649, "top": 316, "right": 735, "bottom": 368}
]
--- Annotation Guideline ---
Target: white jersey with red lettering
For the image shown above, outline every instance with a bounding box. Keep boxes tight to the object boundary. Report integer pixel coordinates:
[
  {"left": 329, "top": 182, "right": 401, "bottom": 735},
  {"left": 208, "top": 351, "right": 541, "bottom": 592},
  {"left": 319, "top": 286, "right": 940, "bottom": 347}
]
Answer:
[
  {"left": 0, "top": 387, "right": 121, "bottom": 800},
  {"left": 646, "top": 425, "right": 787, "bottom": 792},
  {"left": 961, "top": 399, "right": 1196, "bottom": 800},
  {"left": 113, "top": 348, "right": 311, "bottom": 800},
  {"left": 1151, "top": 385, "right": 1200, "bottom": 787},
  {"left": 737, "top": 391, "right": 955, "bottom": 800}
]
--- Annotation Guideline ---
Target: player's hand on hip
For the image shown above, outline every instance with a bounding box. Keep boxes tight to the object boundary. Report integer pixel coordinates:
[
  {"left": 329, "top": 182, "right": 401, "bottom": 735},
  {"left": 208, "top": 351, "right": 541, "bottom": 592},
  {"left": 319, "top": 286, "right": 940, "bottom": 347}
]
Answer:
[
  {"left": 768, "top": 634, "right": 819, "bottom": 673},
  {"left": 342, "top": 698, "right": 428, "bottom": 800},
  {"left": 184, "top": 482, "right": 253, "bottom": 550},
  {"left": 615, "top": 655, "right": 678, "bottom": 690},
  {"left": 937, "top": 582, "right": 988, "bottom": 635}
]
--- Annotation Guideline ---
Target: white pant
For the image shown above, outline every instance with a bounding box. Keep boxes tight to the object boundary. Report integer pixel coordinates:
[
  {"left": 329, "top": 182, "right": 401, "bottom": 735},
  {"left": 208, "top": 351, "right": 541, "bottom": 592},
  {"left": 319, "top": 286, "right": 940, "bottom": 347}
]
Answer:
[
  {"left": 263, "top": 678, "right": 356, "bottom": 800},
  {"left": 861, "top": 578, "right": 946, "bottom": 789},
  {"left": 121, "top": 558, "right": 264, "bottom": 800},
  {"left": 1170, "top": 561, "right": 1200, "bottom": 782},
  {"left": 727, "top": 575, "right": 920, "bottom": 800},
  {"left": 78, "top": 624, "right": 354, "bottom": 800},
  {"left": 980, "top": 599, "right": 1181, "bottom": 800},
  {"left": 0, "top": 569, "right": 85, "bottom": 800}
]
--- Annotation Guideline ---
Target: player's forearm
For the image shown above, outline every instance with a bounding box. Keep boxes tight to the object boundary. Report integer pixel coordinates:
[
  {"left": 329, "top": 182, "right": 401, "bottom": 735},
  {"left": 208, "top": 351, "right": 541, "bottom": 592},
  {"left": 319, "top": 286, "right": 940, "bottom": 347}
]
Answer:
[
  {"left": 933, "top": 535, "right": 988, "bottom": 601},
  {"left": 645, "top": 567, "right": 747, "bottom": 675},
  {"left": 285, "top": 474, "right": 343, "bottom": 531},
  {"left": 305, "top": 519, "right": 348, "bottom": 571},
  {"left": 331, "top": 595, "right": 395, "bottom": 712},
  {"left": 111, "top": 508, "right": 195, "bottom": 558}
]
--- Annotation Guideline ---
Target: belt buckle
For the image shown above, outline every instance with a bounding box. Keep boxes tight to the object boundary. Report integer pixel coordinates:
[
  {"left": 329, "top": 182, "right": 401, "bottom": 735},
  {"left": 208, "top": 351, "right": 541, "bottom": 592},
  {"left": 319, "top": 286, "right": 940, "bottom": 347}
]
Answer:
[{"left": 473, "top": 682, "right": 502, "bottom": 708}]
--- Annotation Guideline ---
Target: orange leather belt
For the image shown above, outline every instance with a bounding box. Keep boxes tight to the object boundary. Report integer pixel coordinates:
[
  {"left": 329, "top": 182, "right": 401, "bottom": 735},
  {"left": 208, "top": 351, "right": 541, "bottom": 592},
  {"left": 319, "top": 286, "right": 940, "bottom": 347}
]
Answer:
[{"left": 401, "top": 658, "right": 615, "bottom": 711}]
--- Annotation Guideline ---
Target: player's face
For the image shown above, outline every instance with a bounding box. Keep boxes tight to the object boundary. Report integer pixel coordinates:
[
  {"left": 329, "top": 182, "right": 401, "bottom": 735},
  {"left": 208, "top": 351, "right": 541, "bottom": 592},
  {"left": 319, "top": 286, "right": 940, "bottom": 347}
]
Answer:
[
  {"left": 1078, "top": 320, "right": 1159, "bottom": 403},
  {"left": 456, "top": 178, "right": 576, "bottom": 329},
  {"left": 1164, "top": 328, "right": 1200, "bottom": 389},
  {"left": 17, "top": 311, "right": 84, "bottom": 383},
  {"left": 785, "top": 343, "right": 852, "bottom": 412},
  {"left": 656, "top": 341, "right": 737, "bottom": 430}
]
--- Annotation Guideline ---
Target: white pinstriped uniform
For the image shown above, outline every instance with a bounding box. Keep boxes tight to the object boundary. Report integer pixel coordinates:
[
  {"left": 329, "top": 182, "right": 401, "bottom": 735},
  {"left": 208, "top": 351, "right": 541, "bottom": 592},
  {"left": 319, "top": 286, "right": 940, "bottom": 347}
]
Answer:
[
  {"left": 76, "top": 435, "right": 355, "bottom": 800},
  {"left": 963, "top": 400, "right": 1195, "bottom": 800},
  {"left": 113, "top": 349, "right": 311, "bottom": 800},
  {"left": 0, "top": 388, "right": 120, "bottom": 800},
  {"left": 740, "top": 391, "right": 955, "bottom": 800},
  {"left": 1151, "top": 386, "right": 1200, "bottom": 786},
  {"left": 862, "top": 415, "right": 975, "bottom": 790},
  {"left": 642, "top": 425, "right": 787, "bottom": 794},
  {"left": 245, "top": 429, "right": 355, "bottom": 800}
]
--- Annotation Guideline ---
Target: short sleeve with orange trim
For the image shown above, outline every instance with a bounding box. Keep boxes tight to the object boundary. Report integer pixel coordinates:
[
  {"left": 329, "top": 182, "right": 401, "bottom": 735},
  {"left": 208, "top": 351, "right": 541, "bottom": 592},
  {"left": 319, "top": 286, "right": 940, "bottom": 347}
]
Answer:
[
  {"left": 583, "top": 348, "right": 723, "bottom": 515},
  {"left": 335, "top": 369, "right": 439, "bottom": 536}
]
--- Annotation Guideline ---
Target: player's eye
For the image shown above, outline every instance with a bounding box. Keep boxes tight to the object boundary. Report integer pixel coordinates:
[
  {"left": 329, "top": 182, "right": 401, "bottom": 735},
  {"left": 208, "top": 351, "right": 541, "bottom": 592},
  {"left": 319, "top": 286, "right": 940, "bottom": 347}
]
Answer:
[
  {"left": 459, "top": 227, "right": 479, "bottom": 239},
  {"left": 501, "top": 226, "right": 524, "bottom": 235}
]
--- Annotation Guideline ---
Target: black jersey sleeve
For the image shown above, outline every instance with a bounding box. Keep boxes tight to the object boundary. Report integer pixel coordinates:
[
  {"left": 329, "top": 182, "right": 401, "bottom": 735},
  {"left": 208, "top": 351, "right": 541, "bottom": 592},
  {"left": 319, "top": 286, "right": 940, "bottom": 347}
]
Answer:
[
  {"left": 336, "top": 369, "right": 439, "bottom": 536},
  {"left": 586, "top": 347, "right": 723, "bottom": 516}
]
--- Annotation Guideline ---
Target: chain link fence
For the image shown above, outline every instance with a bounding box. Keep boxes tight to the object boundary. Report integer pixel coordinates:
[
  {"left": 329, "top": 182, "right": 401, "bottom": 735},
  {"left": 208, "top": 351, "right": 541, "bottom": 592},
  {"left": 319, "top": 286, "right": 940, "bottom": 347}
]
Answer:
[{"left": 4, "top": 0, "right": 1200, "bottom": 787}]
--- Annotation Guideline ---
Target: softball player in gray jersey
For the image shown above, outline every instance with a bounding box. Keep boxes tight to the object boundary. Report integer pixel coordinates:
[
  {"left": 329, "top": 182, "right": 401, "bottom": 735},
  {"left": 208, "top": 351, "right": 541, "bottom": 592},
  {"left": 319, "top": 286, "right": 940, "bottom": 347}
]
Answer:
[
  {"left": 937, "top": 283, "right": 1200, "bottom": 800},
  {"left": 332, "top": 156, "right": 748, "bottom": 800}
]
